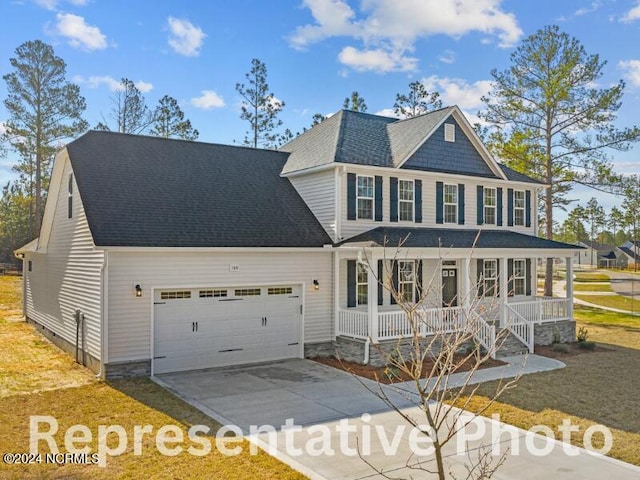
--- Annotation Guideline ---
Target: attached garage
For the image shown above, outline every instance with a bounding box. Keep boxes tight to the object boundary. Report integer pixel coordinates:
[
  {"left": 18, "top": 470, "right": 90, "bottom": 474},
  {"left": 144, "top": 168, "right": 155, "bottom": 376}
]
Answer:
[{"left": 153, "top": 285, "right": 303, "bottom": 374}]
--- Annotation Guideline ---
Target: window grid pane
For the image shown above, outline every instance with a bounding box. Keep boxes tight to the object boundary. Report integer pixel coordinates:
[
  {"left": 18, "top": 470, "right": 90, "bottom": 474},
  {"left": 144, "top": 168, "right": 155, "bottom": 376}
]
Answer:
[
  {"left": 357, "top": 263, "right": 368, "bottom": 305},
  {"left": 484, "top": 188, "right": 496, "bottom": 225},
  {"left": 357, "top": 176, "right": 374, "bottom": 220},
  {"left": 513, "top": 259, "right": 526, "bottom": 296},
  {"left": 514, "top": 191, "right": 525, "bottom": 226},
  {"left": 483, "top": 260, "right": 497, "bottom": 297},
  {"left": 444, "top": 185, "right": 457, "bottom": 223},
  {"left": 398, "top": 261, "right": 415, "bottom": 303},
  {"left": 399, "top": 180, "right": 414, "bottom": 221}
]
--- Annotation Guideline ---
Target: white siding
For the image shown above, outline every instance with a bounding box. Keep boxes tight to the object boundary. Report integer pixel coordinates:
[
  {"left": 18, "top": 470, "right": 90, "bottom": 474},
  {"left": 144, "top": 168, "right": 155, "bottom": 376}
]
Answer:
[
  {"left": 338, "top": 166, "right": 537, "bottom": 240},
  {"left": 107, "top": 250, "right": 333, "bottom": 362},
  {"left": 24, "top": 155, "right": 104, "bottom": 360},
  {"left": 289, "top": 169, "right": 336, "bottom": 241}
]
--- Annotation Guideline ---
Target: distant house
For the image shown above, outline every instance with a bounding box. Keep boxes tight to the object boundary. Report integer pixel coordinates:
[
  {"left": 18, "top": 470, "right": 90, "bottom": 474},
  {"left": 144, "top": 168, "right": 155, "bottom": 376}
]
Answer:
[
  {"left": 16, "top": 106, "right": 581, "bottom": 378},
  {"left": 617, "top": 240, "right": 640, "bottom": 268},
  {"left": 574, "top": 241, "right": 621, "bottom": 268}
]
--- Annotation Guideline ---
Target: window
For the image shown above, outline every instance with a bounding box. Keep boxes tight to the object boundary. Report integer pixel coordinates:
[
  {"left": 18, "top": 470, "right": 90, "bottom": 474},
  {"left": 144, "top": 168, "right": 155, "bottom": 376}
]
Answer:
[
  {"left": 28, "top": 260, "right": 32, "bottom": 272},
  {"left": 444, "top": 123, "right": 455, "bottom": 142},
  {"left": 160, "top": 291, "right": 191, "bottom": 299},
  {"left": 483, "top": 260, "right": 498, "bottom": 297},
  {"left": 199, "top": 289, "right": 227, "bottom": 298},
  {"left": 398, "top": 261, "right": 415, "bottom": 303},
  {"left": 398, "top": 180, "right": 414, "bottom": 221},
  {"left": 68, "top": 174, "right": 73, "bottom": 219},
  {"left": 357, "top": 263, "right": 368, "bottom": 305},
  {"left": 235, "top": 288, "right": 261, "bottom": 296},
  {"left": 268, "top": 287, "right": 293, "bottom": 295},
  {"left": 356, "top": 175, "right": 374, "bottom": 220},
  {"left": 444, "top": 184, "right": 458, "bottom": 224},
  {"left": 484, "top": 188, "right": 496, "bottom": 225},
  {"left": 514, "top": 190, "right": 525, "bottom": 226},
  {"left": 513, "top": 259, "right": 526, "bottom": 296}
]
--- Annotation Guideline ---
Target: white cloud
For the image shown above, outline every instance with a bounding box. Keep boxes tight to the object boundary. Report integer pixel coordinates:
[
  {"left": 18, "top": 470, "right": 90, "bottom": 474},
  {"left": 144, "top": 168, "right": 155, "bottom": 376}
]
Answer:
[
  {"left": 190, "top": 90, "right": 225, "bottom": 109},
  {"left": 54, "top": 13, "right": 107, "bottom": 51},
  {"left": 374, "top": 108, "right": 399, "bottom": 118},
  {"left": 422, "top": 75, "right": 492, "bottom": 110},
  {"left": 32, "top": 0, "right": 88, "bottom": 10},
  {"left": 167, "top": 17, "right": 206, "bottom": 57},
  {"left": 574, "top": 1, "right": 602, "bottom": 16},
  {"left": 74, "top": 75, "right": 153, "bottom": 93},
  {"left": 290, "top": 0, "right": 522, "bottom": 73},
  {"left": 621, "top": 1, "right": 640, "bottom": 22},
  {"left": 338, "top": 46, "right": 417, "bottom": 73},
  {"left": 438, "top": 49, "right": 456, "bottom": 64},
  {"left": 619, "top": 60, "right": 640, "bottom": 87}
]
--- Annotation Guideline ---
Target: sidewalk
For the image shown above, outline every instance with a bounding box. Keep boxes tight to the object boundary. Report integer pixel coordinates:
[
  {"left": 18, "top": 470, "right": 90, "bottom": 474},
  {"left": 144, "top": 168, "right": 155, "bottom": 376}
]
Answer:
[{"left": 553, "top": 280, "right": 640, "bottom": 316}]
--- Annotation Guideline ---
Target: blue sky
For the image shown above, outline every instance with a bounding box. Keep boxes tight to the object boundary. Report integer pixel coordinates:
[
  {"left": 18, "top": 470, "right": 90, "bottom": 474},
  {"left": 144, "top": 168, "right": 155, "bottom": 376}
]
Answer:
[{"left": 1, "top": 0, "right": 639, "bottom": 216}]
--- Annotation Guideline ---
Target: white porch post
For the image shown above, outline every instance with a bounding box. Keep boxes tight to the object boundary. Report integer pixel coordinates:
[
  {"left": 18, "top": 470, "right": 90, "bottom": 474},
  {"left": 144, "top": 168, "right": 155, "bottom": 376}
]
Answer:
[
  {"left": 566, "top": 256, "right": 574, "bottom": 319},
  {"left": 333, "top": 250, "right": 340, "bottom": 340},
  {"left": 499, "top": 257, "right": 508, "bottom": 328},
  {"left": 367, "top": 252, "right": 379, "bottom": 343},
  {"left": 462, "top": 257, "right": 472, "bottom": 314}
]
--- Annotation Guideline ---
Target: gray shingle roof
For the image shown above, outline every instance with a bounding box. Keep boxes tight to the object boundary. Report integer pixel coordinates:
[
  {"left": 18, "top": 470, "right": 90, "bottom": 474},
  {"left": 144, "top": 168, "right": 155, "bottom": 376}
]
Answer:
[
  {"left": 67, "top": 131, "right": 332, "bottom": 248},
  {"left": 618, "top": 246, "right": 640, "bottom": 262},
  {"left": 498, "top": 164, "right": 543, "bottom": 184},
  {"left": 337, "top": 226, "right": 580, "bottom": 250}
]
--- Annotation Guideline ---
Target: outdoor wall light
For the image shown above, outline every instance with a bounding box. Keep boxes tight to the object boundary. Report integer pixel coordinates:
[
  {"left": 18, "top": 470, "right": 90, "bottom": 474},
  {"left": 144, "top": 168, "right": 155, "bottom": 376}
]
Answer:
[
  {"left": 135, "top": 284, "right": 142, "bottom": 297},
  {"left": 313, "top": 279, "right": 320, "bottom": 291}
]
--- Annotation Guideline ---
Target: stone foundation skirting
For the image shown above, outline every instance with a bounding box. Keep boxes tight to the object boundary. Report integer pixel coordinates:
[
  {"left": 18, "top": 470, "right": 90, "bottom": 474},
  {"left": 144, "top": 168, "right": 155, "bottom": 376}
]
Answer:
[
  {"left": 533, "top": 320, "right": 576, "bottom": 345},
  {"left": 304, "top": 341, "right": 336, "bottom": 359},
  {"left": 26, "top": 316, "right": 101, "bottom": 374},
  {"left": 105, "top": 360, "right": 151, "bottom": 379}
]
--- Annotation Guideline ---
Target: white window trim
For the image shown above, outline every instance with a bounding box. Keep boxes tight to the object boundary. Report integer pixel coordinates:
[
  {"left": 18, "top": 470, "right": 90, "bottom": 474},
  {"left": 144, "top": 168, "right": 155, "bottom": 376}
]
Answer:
[
  {"left": 398, "top": 179, "right": 415, "bottom": 222},
  {"left": 514, "top": 190, "right": 525, "bottom": 227},
  {"left": 356, "top": 175, "right": 375, "bottom": 220},
  {"left": 357, "top": 262, "right": 368, "bottom": 305},
  {"left": 484, "top": 187, "right": 496, "bottom": 225},
  {"left": 444, "top": 184, "right": 458, "bottom": 224},
  {"left": 483, "top": 259, "right": 498, "bottom": 297},
  {"left": 398, "top": 260, "right": 415, "bottom": 303},
  {"left": 513, "top": 258, "right": 527, "bottom": 296}
]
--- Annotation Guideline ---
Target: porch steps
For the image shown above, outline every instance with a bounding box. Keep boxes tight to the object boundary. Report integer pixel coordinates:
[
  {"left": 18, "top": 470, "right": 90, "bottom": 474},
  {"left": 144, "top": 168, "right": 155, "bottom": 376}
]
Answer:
[{"left": 495, "top": 329, "right": 529, "bottom": 357}]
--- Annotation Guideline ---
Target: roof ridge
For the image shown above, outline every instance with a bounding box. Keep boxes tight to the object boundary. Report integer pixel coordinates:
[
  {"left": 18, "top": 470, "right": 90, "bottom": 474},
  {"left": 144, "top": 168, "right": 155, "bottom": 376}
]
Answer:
[{"left": 388, "top": 105, "right": 454, "bottom": 125}]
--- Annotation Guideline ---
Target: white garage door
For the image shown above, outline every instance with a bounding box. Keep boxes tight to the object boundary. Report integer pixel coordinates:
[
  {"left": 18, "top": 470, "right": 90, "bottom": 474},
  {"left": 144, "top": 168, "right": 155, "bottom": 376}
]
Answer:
[{"left": 153, "top": 285, "right": 302, "bottom": 374}]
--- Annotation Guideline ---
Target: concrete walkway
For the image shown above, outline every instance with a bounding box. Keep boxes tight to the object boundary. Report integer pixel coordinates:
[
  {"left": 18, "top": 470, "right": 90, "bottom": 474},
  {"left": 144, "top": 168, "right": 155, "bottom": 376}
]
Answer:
[{"left": 154, "top": 358, "right": 640, "bottom": 479}]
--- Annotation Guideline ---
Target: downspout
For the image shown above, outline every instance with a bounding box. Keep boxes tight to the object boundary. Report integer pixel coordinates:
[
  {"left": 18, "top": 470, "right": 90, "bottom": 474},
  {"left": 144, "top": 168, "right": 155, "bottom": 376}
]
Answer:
[
  {"left": 363, "top": 337, "right": 370, "bottom": 365},
  {"left": 96, "top": 251, "right": 108, "bottom": 379}
]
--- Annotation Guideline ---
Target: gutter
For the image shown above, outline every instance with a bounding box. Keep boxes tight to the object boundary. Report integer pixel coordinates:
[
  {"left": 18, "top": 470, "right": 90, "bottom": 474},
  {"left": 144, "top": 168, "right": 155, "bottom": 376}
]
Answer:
[{"left": 96, "top": 250, "right": 108, "bottom": 379}]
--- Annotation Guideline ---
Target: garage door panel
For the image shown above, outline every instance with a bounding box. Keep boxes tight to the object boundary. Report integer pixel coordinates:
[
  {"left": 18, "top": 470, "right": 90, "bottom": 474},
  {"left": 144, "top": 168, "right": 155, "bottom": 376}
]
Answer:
[{"left": 154, "top": 285, "right": 302, "bottom": 374}]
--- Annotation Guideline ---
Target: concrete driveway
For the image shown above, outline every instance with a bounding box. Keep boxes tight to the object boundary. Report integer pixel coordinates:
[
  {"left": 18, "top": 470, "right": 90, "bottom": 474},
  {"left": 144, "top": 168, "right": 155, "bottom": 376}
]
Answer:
[{"left": 155, "top": 359, "right": 640, "bottom": 480}]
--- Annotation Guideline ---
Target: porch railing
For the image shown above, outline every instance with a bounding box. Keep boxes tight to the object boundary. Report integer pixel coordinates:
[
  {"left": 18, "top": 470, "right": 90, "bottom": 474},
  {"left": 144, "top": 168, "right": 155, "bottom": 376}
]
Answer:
[
  {"left": 504, "top": 303, "right": 534, "bottom": 353},
  {"left": 337, "top": 309, "right": 369, "bottom": 340},
  {"left": 378, "top": 306, "right": 465, "bottom": 340},
  {"left": 509, "top": 297, "right": 570, "bottom": 323}
]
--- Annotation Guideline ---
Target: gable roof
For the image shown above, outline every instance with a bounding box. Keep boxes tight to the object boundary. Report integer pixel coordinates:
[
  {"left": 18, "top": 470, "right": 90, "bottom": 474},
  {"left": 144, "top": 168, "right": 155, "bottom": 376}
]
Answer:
[
  {"left": 66, "top": 131, "right": 332, "bottom": 248},
  {"left": 337, "top": 226, "right": 580, "bottom": 251},
  {"left": 281, "top": 106, "right": 540, "bottom": 184}
]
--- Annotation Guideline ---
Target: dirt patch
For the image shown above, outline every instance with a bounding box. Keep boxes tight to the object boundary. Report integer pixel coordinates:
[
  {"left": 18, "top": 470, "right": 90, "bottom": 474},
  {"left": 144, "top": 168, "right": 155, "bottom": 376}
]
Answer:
[{"left": 311, "top": 355, "right": 506, "bottom": 384}]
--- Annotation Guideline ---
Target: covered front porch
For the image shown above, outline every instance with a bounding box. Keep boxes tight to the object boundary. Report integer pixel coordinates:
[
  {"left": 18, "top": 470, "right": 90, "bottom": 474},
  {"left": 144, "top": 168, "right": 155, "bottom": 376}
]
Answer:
[{"left": 333, "top": 229, "right": 579, "bottom": 357}]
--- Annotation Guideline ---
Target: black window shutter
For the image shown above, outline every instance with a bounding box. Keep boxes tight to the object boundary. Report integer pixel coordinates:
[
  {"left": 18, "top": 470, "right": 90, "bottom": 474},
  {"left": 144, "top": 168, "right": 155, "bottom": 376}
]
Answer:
[
  {"left": 525, "top": 190, "right": 532, "bottom": 227},
  {"left": 458, "top": 183, "right": 465, "bottom": 225},
  {"left": 415, "top": 179, "right": 422, "bottom": 223},
  {"left": 68, "top": 196, "right": 73, "bottom": 219},
  {"left": 377, "top": 260, "right": 384, "bottom": 306},
  {"left": 497, "top": 187, "right": 503, "bottom": 226},
  {"left": 347, "top": 260, "right": 356, "bottom": 307},
  {"left": 526, "top": 258, "right": 532, "bottom": 296},
  {"left": 477, "top": 259, "right": 484, "bottom": 297},
  {"left": 436, "top": 181, "right": 444, "bottom": 224},
  {"left": 415, "top": 260, "right": 423, "bottom": 301},
  {"left": 375, "top": 176, "right": 383, "bottom": 222},
  {"left": 477, "top": 185, "right": 484, "bottom": 225},
  {"left": 347, "top": 173, "right": 356, "bottom": 220},
  {"left": 390, "top": 177, "right": 398, "bottom": 222},
  {"left": 507, "top": 188, "right": 514, "bottom": 226},
  {"left": 507, "top": 259, "right": 514, "bottom": 297},
  {"left": 390, "top": 261, "right": 398, "bottom": 304}
]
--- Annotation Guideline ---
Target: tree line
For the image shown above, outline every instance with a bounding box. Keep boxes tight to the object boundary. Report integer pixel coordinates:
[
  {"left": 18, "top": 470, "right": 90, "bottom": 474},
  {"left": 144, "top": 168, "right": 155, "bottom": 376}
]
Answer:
[{"left": 1, "top": 25, "right": 639, "bottom": 299}]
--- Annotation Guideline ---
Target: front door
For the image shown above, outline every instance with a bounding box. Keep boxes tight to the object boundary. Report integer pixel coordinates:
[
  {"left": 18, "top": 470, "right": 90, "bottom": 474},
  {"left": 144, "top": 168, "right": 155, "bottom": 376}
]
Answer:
[{"left": 442, "top": 268, "right": 458, "bottom": 307}]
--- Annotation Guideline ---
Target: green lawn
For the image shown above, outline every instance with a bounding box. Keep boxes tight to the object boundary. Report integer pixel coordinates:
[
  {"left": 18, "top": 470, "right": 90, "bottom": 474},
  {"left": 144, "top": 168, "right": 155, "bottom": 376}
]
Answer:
[
  {"left": 575, "top": 293, "right": 640, "bottom": 312},
  {"left": 0, "top": 276, "right": 305, "bottom": 480},
  {"left": 573, "top": 272, "right": 611, "bottom": 282},
  {"left": 463, "top": 304, "right": 640, "bottom": 466},
  {"left": 571, "top": 283, "right": 613, "bottom": 292}
]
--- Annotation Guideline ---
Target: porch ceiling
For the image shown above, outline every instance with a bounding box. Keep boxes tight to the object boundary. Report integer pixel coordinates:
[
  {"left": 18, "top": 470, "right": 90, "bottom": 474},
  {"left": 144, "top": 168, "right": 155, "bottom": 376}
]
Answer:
[{"left": 336, "top": 227, "right": 582, "bottom": 252}]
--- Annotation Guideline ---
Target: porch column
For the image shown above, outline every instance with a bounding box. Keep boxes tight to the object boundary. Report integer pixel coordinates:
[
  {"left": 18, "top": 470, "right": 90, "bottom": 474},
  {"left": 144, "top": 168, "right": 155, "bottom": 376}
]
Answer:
[
  {"left": 367, "top": 253, "right": 379, "bottom": 343},
  {"left": 333, "top": 250, "right": 340, "bottom": 340},
  {"left": 499, "top": 257, "right": 508, "bottom": 328},
  {"left": 566, "top": 256, "right": 574, "bottom": 319},
  {"left": 462, "top": 257, "right": 472, "bottom": 313}
]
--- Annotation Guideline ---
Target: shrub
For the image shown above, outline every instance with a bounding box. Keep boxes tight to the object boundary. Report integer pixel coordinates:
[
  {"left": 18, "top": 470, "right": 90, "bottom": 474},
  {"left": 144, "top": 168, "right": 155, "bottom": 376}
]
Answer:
[
  {"left": 577, "top": 326, "right": 589, "bottom": 343},
  {"left": 552, "top": 326, "right": 561, "bottom": 344},
  {"left": 552, "top": 343, "right": 570, "bottom": 353},
  {"left": 577, "top": 341, "right": 596, "bottom": 350}
]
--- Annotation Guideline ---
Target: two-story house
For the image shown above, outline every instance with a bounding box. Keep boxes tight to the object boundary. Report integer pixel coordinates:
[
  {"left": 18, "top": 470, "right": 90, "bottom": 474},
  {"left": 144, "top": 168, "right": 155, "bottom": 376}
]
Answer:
[{"left": 16, "top": 106, "right": 580, "bottom": 377}]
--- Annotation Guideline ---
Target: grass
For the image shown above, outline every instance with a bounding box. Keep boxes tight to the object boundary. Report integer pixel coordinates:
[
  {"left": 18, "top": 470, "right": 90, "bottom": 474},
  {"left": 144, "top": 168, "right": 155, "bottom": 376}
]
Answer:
[
  {"left": 573, "top": 272, "right": 611, "bottom": 282},
  {"left": 0, "top": 276, "right": 305, "bottom": 480},
  {"left": 575, "top": 293, "right": 640, "bottom": 312},
  {"left": 571, "top": 283, "right": 613, "bottom": 292},
  {"left": 459, "top": 304, "right": 640, "bottom": 466}
]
